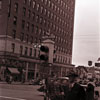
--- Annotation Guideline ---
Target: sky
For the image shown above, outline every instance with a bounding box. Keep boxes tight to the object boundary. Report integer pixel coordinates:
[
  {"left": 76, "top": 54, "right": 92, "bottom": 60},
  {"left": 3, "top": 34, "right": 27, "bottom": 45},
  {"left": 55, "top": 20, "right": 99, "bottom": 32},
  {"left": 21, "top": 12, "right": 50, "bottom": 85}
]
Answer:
[{"left": 72, "top": 0, "right": 100, "bottom": 66}]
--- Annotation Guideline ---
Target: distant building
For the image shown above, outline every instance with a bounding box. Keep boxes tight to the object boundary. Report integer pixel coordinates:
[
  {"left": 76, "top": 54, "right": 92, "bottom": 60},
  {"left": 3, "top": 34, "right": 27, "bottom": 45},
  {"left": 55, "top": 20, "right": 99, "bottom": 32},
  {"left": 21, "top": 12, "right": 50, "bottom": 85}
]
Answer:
[{"left": 0, "top": 0, "right": 75, "bottom": 81}]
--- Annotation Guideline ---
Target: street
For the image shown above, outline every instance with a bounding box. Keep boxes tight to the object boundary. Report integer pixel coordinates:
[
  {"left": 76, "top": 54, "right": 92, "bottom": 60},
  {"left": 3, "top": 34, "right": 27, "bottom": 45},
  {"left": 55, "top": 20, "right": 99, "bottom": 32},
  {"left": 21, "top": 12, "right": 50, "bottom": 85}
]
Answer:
[
  {"left": 0, "top": 82, "right": 100, "bottom": 100},
  {"left": 0, "top": 83, "right": 44, "bottom": 100}
]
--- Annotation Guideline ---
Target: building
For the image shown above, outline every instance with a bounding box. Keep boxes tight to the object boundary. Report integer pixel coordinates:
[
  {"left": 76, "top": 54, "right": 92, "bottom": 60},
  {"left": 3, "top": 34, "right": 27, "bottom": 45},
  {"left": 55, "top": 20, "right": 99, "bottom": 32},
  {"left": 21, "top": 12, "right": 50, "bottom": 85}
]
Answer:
[{"left": 0, "top": 0, "right": 75, "bottom": 81}]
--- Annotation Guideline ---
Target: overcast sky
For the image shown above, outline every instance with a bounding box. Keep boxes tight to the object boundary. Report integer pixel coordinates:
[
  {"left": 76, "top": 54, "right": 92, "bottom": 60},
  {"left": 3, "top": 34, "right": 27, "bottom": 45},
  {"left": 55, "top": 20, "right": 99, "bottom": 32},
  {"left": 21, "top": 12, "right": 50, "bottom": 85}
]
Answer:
[{"left": 72, "top": 0, "right": 100, "bottom": 66}]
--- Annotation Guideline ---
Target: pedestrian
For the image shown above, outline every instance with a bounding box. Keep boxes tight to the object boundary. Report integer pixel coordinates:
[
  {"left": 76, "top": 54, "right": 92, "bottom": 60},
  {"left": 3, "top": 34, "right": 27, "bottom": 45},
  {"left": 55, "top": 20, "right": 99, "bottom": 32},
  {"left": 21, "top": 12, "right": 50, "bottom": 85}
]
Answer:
[
  {"left": 86, "top": 83, "right": 94, "bottom": 100},
  {"left": 94, "top": 91, "right": 99, "bottom": 100},
  {"left": 65, "top": 71, "right": 86, "bottom": 100},
  {"left": 86, "top": 79, "right": 95, "bottom": 100},
  {"left": 61, "top": 78, "right": 69, "bottom": 100}
]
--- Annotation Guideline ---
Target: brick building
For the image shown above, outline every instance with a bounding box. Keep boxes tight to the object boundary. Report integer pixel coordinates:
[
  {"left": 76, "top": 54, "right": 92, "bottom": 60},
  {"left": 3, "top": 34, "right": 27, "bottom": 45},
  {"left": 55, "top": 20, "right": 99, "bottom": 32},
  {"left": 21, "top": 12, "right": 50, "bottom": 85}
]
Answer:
[{"left": 0, "top": 0, "right": 75, "bottom": 81}]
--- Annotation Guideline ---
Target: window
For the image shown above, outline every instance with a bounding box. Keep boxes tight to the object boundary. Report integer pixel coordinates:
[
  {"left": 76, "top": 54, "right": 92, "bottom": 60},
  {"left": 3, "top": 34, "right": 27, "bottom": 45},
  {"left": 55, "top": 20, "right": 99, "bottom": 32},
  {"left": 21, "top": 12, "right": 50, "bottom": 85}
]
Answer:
[
  {"left": 0, "top": 0, "right": 2, "bottom": 9},
  {"left": 23, "top": 0, "right": 27, "bottom": 4},
  {"left": 26, "top": 22, "right": 30, "bottom": 31},
  {"left": 47, "top": 11, "right": 50, "bottom": 17},
  {"left": 30, "top": 36, "right": 33, "bottom": 44},
  {"left": 26, "top": 34, "right": 29, "bottom": 42},
  {"left": 31, "top": 24, "right": 34, "bottom": 32},
  {"left": 40, "top": 17, "right": 43, "bottom": 24},
  {"left": 20, "top": 45, "right": 23, "bottom": 55},
  {"left": 32, "top": 12, "right": 35, "bottom": 20},
  {"left": 32, "top": 1, "right": 36, "bottom": 8},
  {"left": 36, "top": 4, "right": 40, "bottom": 11},
  {"left": 35, "top": 26, "right": 38, "bottom": 34},
  {"left": 11, "top": 43, "right": 15, "bottom": 53},
  {"left": 13, "top": 16, "right": 17, "bottom": 25},
  {"left": 40, "top": 6, "right": 43, "bottom": 13},
  {"left": 14, "top": 3, "right": 18, "bottom": 13},
  {"left": 34, "top": 48, "right": 36, "bottom": 57},
  {"left": 51, "top": 3, "right": 54, "bottom": 9},
  {"left": 36, "top": 15, "right": 39, "bottom": 22},
  {"left": 24, "top": 47, "right": 28, "bottom": 55},
  {"left": 28, "top": 10, "right": 31, "bottom": 18},
  {"left": 44, "top": 8, "right": 47, "bottom": 15},
  {"left": 12, "top": 30, "right": 16, "bottom": 39},
  {"left": 44, "top": 0, "right": 47, "bottom": 5},
  {"left": 39, "top": 28, "right": 42, "bottom": 35},
  {"left": 22, "top": 20, "right": 25, "bottom": 29},
  {"left": 48, "top": 0, "right": 51, "bottom": 7},
  {"left": 20, "top": 32, "right": 24, "bottom": 41},
  {"left": 29, "top": 48, "right": 32, "bottom": 56},
  {"left": 23, "top": 7, "right": 26, "bottom": 16},
  {"left": 28, "top": 0, "right": 31, "bottom": 6}
]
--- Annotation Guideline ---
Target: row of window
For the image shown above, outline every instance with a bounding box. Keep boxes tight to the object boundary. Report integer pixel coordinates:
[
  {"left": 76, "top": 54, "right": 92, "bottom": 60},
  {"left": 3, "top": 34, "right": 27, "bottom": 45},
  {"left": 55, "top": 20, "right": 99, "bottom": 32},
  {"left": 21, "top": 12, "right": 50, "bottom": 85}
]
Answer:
[
  {"left": 11, "top": 43, "right": 38, "bottom": 57},
  {"left": 23, "top": 0, "right": 73, "bottom": 16},
  {"left": 12, "top": 29, "right": 41, "bottom": 43},
  {"left": 55, "top": 54, "right": 71, "bottom": 64},
  {"left": 13, "top": 15, "right": 71, "bottom": 39},
  {"left": 12, "top": 28, "right": 72, "bottom": 52},
  {"left": 21, "top": 6, "right": 71, "bottom": 26},
  {"left": 11, "top": 43, "right": 71, "bottom": 64}
]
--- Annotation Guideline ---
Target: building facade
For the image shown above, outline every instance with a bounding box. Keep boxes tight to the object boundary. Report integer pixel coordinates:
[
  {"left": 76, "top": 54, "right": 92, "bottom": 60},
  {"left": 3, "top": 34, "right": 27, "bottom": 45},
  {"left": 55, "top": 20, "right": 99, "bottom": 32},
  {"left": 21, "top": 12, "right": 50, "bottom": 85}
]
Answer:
[{"left": 0, "top": 0, "right": 75, "bottom": 81}]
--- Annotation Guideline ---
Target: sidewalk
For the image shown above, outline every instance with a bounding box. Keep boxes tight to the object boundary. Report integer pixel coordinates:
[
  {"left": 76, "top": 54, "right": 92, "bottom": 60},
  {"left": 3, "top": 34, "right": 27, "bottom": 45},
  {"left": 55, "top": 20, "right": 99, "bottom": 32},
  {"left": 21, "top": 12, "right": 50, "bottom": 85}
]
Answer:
[{"left": 0, "top": 81, "right": 30, "bottom": 85}]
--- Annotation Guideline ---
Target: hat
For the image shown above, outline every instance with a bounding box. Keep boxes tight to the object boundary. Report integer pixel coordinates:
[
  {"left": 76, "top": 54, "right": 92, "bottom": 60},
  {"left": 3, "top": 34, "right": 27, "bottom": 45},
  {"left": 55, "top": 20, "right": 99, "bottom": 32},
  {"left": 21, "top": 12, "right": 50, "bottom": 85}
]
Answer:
[{"left": 66, "top": 71, "right": 78, "bottom": 78}]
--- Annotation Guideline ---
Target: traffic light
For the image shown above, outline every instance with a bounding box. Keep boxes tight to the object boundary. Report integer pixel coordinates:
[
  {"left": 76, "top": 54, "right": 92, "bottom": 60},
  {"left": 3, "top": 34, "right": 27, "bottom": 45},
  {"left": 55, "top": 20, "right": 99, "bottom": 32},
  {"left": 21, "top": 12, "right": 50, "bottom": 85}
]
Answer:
[
  {"left": 95, "top": 63, "right": 100, "bottom": 67},
  {"left": 88, "top": 61, "right": 92, "bottom": 66},
  {"left": 39, "top": 45, "right": 49, "bottom": 61}
]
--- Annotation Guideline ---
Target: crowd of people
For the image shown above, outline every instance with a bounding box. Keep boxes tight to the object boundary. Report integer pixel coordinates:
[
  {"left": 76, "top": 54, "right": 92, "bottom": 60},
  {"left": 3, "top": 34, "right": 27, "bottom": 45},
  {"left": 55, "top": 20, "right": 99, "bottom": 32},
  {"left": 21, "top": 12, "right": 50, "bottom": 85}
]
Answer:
[{"left": 43, "top": 71, "right": 100, "bottom": 100}]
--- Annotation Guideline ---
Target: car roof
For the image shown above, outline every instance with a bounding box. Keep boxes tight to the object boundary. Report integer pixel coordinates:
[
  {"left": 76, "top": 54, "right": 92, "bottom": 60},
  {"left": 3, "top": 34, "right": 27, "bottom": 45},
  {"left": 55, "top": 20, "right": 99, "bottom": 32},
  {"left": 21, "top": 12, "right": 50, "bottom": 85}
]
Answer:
[{"left": 58, "top": 77, "right": 69, "bottom": 80}]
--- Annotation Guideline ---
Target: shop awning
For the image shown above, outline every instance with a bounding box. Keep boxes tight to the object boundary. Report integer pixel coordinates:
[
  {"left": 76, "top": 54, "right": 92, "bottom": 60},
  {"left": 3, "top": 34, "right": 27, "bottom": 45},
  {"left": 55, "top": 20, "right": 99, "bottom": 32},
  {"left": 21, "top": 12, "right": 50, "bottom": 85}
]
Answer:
[{"left": 8, "top": 68, "right": 20, "bottom": 74}]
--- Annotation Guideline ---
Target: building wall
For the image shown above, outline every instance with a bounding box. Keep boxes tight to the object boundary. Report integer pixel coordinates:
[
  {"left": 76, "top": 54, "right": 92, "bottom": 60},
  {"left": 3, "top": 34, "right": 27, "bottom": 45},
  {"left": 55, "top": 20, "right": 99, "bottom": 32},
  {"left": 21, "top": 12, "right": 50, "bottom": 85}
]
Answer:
[
  {"left": 0, "top": 0, "right": 75, "bottom": 65},
  {"left": 0, "top": 0, "right": 75, "bottom": 80}
]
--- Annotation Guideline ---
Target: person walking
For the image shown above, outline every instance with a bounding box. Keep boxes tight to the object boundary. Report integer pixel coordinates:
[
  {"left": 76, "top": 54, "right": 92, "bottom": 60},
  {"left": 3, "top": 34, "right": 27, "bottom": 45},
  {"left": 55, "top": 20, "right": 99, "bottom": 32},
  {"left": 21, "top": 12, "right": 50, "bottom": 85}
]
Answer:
[
  {"left": 65, "top": 71, "right": 86, "bottom": 100},
  {"left": 86, "top": 82, "right": 95, "bottom": 100}
]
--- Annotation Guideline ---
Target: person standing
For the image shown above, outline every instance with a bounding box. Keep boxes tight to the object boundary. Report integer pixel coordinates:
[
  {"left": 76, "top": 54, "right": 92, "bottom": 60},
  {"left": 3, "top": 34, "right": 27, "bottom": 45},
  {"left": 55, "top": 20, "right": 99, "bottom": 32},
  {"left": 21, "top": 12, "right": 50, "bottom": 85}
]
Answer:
[
  {"left": 86, "top": 82, "right": 95, "bottom": 100},
  {"left": 65, "top": 71, "right": 86, "bottom": 100}
]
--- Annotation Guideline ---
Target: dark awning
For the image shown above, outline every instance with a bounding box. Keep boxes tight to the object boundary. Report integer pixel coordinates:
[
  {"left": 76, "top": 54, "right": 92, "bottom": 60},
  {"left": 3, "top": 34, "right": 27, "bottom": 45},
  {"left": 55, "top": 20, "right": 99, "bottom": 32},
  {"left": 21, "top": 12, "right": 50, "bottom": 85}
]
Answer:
[{"left": 8, "top": 68, "right": 20, "bottom": 74}]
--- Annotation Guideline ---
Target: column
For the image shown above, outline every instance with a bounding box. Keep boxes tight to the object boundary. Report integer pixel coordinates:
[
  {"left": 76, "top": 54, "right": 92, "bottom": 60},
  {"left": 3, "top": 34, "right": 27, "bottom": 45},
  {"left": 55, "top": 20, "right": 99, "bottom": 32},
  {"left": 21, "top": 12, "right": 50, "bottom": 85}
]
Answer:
[
  {"left": 34, "top": 63, "right": 38, "bottom": 79},
  {"left": 25, "top": 62, "right": 29, "bottom": 81}
]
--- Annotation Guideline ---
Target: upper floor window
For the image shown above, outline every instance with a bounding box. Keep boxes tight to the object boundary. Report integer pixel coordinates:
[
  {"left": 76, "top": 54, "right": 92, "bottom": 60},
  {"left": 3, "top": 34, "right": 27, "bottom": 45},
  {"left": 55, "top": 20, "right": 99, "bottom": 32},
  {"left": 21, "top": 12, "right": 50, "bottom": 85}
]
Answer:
[
  {"left": 48, "top": 0, "right": 51, "bottom": 7},
  {"left": 24, "top": 47, "right": 28, "bottom": 55},
  {"left": 44, "top": 8, "right": 47, "bottom": 15},
  {"left": 22, "top": 20, "right": 25, "bottom": 29},
  {"left": 30, "top": 36, "right": 33, "bottom": 44},
  {"left": 32, "top": 12, "right": 35, "bottom": 20},
  {"left": 40, "top": 17, "right": 43, "bottom": 24},
  {"left": 26, "top": 34, "right": 29, "bottom": 42},
  {"left": 32, "top": 1, "right": 36, "bottom": 8},
  {"left": 14, "top": 3, "right": 18, "bottom": 13},
  {"left": 11, "top": 43, "right": 15, "bottom": 53},
  {"left": 40, "top": 6, "right": 43, "bottom": 13},
  {"left": 26, "top": 22, "right": 30, "bottom": 31},
  {"left": 29, "top": 48, "right": 32, "bottom": 56},
  {"left": 12, "top": 30, "right": 16, "bottom": 39},
  {"left": 28, "top": 0, "right": 31, "bottom": 6},
  {"left": 44, "top": 0, "right": 47, "bottom": 5},
  {"left": 20, "top": 32, "right": 24, "bottom": 41},
  {"left": 0, "top": 0, "right": 2, "bottom": 9},
  {"left": 23, "top": 7, "right": 26, "bottom": 16},
  {"left": 23, "top": 0, "right": 27, "bottom": 4},
  {"left": 28, "top": 10, "right": 31, "bottom": 18},
  {"left": 13, "top": 16, "right": 17, "bottom": 25},
  {"left": 36, "top": 15, "right": 39, "bottom": 22},
  {"left": 31, "top": 24, "right": 34, "bottom": 32},
  {"left": 20, "top": 45, "right": 23, "bottom": 55},
  {"left": 36, "top": 4, "right": 40, "bottom": 11}
]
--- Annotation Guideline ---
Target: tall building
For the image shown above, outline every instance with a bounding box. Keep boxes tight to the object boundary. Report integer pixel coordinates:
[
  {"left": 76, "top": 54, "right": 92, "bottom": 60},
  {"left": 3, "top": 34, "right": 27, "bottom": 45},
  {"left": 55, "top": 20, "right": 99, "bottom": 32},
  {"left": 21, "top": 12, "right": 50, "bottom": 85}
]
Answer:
[{"left": 0, "top": 0, "right": 75, "bottom": 81}]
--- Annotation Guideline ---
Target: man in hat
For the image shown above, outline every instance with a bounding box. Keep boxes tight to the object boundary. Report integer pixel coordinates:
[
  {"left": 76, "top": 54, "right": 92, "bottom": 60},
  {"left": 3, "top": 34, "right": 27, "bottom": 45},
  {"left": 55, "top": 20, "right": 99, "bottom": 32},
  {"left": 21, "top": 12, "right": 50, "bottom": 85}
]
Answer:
[{"left": 65, "top": 71, "right": 86, "bottom": 100}]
